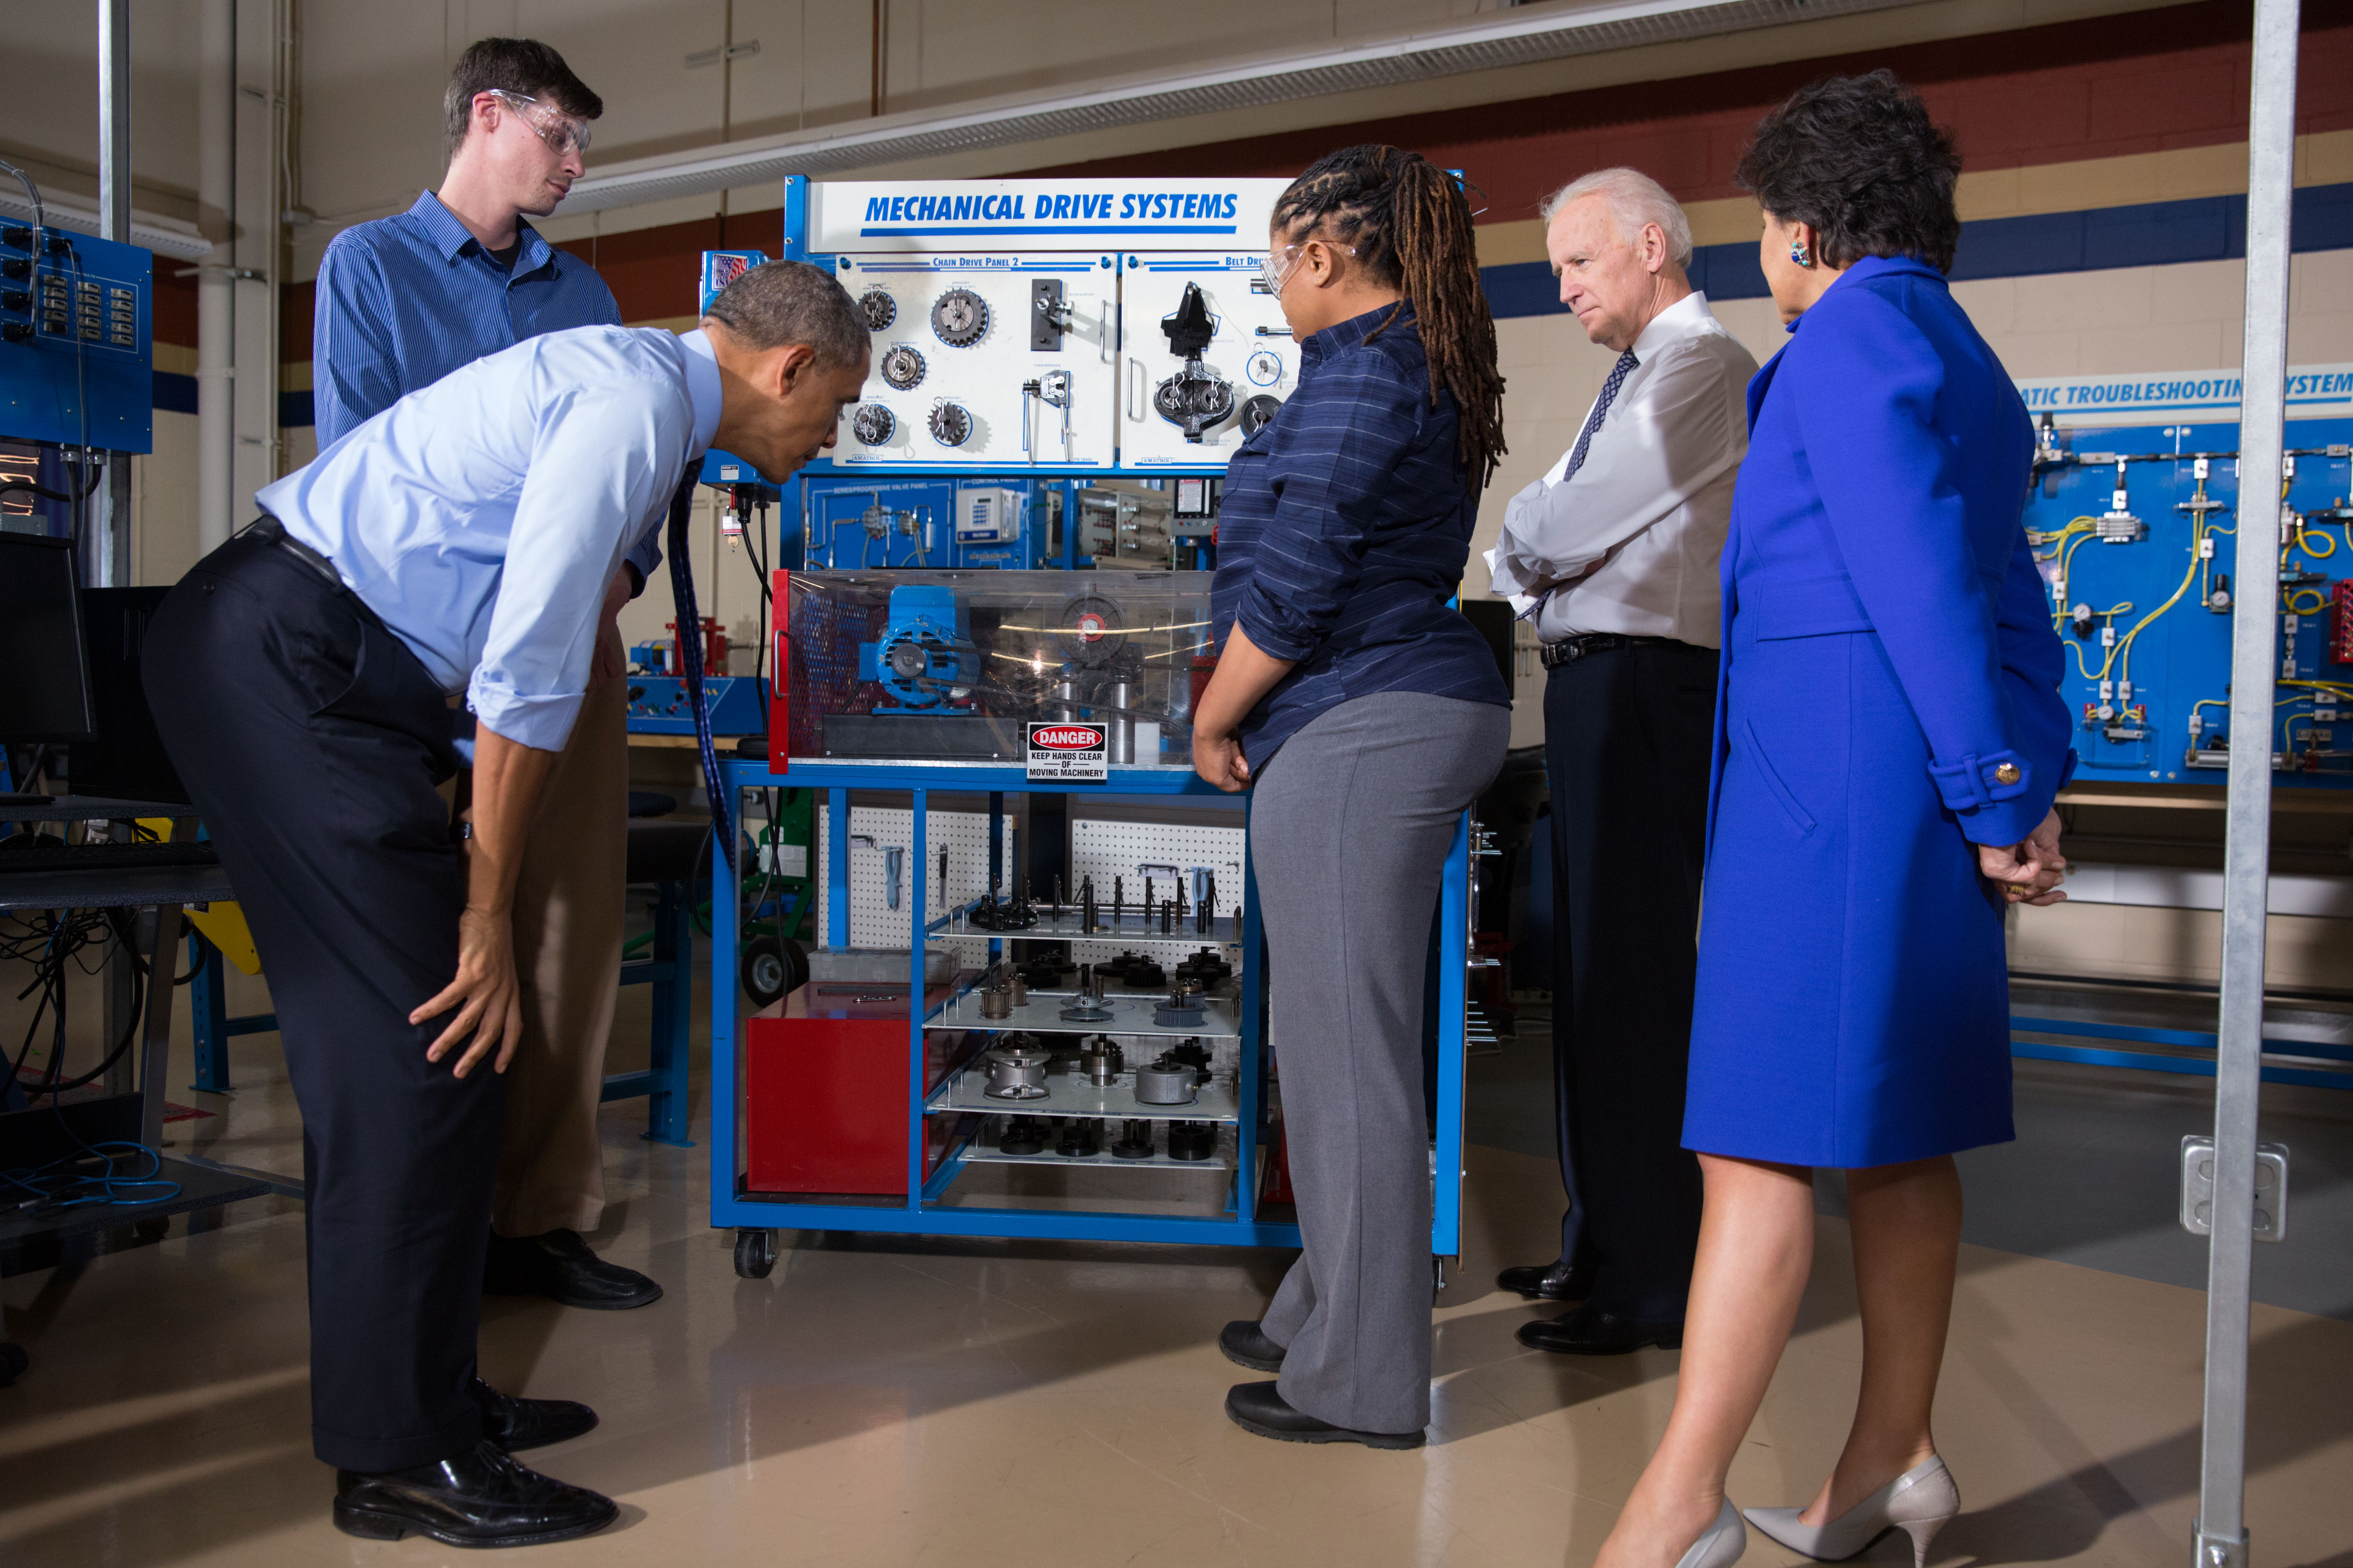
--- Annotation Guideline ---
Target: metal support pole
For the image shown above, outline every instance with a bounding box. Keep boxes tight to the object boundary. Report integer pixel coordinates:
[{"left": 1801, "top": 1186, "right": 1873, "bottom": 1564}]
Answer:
[
  {"left": 92, "top": 0, "right": 133, "bottom": 587},
  {"left": 644, "top": 880, "right": 695, "bottom": 1147},
  {"left": 137, "top": 903, "right": 187, "bottom": 1151},
  {"left": 2199, "top": 3, "right": 2299, "bottom": 1562},
  {"left": 189, "top": 932, "right": 233, "bottom": 1093}
]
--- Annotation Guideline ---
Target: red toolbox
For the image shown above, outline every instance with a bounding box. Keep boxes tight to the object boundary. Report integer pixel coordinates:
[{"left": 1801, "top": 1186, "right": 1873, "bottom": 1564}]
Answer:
[{"left": 745, "top": 976, "right": 979, "bottom": 1197}]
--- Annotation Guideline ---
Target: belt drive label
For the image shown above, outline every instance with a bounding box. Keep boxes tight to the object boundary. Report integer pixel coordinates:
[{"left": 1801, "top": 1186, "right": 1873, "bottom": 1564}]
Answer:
[{"left": 1027, "top": 722, "right": 1107, "bottom": 782}]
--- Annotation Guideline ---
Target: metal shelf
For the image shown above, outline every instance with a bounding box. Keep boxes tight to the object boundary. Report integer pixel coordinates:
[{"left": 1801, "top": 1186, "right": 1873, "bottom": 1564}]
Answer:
[
  {"left": 954, "top": 1120, "right": 1237, "bottom": 1172},
  {"left": 928, "top": 987, "right": 1241, "bottom": 1039},
  {"left": 935, "top": 908, "right": 1242, "bottom": 947},
  {"left": 928, "top": 1064, "right": 1239, "bottom": 1122}
]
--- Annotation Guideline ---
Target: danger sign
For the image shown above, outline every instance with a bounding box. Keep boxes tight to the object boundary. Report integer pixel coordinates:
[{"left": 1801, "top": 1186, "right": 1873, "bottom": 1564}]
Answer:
[{"left": 1027, "top": 721, "right": 1107, "bottom": 782}]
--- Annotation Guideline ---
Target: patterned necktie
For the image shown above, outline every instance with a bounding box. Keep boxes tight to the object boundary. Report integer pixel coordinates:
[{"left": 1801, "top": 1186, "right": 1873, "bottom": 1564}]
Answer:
[
  {"left": 1562, "top": 348, "right": 1640, "bottom": 484},
  {"left": 665, "top": 472, "right": 736, "bottom": 874}
]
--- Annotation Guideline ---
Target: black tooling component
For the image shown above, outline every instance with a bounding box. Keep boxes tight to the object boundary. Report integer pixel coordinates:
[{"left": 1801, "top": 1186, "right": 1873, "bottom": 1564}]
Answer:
[
  {"left": 1166, "top": 1122, "right": 1216, "bottom": 1161},
  {"left": 1056, "top": 1117, "right": 1102, "bottom": 1158}
]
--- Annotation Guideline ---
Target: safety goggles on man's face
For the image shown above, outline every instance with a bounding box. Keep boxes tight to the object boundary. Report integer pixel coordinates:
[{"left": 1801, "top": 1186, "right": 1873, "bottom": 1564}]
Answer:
[
  {"left": 1258, "top": 240, "right": 1357, "bottom": 296},
  {"left": 488, "top": 89, "right": 592, "bottom": 159}
]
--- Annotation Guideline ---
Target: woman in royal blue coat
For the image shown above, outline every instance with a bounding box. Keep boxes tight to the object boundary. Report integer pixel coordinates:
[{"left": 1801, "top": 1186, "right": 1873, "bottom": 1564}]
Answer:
[{"left": 1595, "top": 74, "right": 2075, "bottom": 1568}]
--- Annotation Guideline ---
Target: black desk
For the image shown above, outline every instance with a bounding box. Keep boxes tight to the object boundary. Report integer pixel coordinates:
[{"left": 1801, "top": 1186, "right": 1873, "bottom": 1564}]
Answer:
[{"left": 2, "top": 796, "right": 288, "bottom": 1281}]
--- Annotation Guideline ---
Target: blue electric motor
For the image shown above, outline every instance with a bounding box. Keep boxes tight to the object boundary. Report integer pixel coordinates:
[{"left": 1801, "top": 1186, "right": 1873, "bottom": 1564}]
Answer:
[{"left": 858, "top": 584, "right": 978, "bottom": 711}]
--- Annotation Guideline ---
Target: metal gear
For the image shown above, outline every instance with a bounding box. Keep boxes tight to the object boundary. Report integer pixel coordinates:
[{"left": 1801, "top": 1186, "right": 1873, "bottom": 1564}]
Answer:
[
  {"left": 928, "top": 402, "right": 973, "bottom": 447},
  {"left": 879, "top": 343, "right": 927, "bottom": 390},
  {"left": 931, "top": 287, "right": 989, "bottom": 346}
]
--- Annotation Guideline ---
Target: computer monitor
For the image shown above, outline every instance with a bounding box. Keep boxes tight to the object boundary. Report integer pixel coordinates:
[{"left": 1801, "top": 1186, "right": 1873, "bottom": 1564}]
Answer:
[{"left": 0, "top": 533, "right": 96, "bottom": 743}]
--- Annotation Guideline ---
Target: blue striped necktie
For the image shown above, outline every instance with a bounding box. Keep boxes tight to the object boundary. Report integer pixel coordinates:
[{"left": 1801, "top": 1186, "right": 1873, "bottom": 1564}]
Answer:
[
  {"left": 1562, "top": 348, "right": 1639, "bottom": 484},
  {"left": 665, "top": 473, "right": 735, "bottom": 873}
]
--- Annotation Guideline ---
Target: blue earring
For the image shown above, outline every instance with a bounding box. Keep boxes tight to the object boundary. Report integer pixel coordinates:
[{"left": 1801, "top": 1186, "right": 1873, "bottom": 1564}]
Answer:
[{"left": 1790, "top": 243, "right": 1811, "bottom": 267}]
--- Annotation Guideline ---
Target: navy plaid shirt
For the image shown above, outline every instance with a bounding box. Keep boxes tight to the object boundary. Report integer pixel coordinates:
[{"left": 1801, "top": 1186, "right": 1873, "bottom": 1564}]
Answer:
[{"left": 1211, "top": 301, "right": 1508, "bottom": 771}]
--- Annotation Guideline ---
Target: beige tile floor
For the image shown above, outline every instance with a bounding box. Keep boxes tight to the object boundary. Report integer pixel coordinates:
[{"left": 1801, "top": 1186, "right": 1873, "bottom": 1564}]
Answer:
[{"left": 4, "top": 994, "right": 2352, "bottom": 1565}]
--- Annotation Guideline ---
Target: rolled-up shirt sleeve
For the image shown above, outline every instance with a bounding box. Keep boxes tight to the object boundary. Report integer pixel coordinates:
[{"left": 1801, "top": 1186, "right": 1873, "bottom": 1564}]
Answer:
[
  {"left": 468, "top": 378, "right": 687, "bottom": 750},
  {"left": 1488, "top": 344, "right": 1741, "bottom": 595},
  {"left": 1235, "top": 349, "right": 1428, "bottom": 662}
]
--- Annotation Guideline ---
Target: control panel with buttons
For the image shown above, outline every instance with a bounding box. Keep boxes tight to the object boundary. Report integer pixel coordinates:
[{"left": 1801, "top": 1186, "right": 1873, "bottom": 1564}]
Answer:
[{"left": 0, "top": 226, "right": 153, "bottom": 452}]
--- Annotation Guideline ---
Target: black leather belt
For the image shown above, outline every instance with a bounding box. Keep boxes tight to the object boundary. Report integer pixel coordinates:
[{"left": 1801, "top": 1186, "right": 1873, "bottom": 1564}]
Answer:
[
  {"left": 242, "top": 514, "right": 343, "bottom": 590},
  {"left": 1539, "top": 632, "right": 1676, "bottom": 668}
]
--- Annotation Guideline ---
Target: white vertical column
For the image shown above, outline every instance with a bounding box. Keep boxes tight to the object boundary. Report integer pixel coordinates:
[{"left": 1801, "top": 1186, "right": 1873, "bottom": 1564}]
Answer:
[
  {"left": 2199, "top": 1, "right": 2299, "bottom": 1565},
  {"left": 229, "top": 0, "right": 280, "bottom": 517},
  {"left": 196, "top": 0, "right": 234, "bottom": 557}
]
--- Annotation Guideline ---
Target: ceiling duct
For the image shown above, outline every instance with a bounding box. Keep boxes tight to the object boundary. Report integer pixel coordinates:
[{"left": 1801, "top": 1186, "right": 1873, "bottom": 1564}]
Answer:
[{"left": 564, "top": 0, "right": 1931, "bottom": 214}]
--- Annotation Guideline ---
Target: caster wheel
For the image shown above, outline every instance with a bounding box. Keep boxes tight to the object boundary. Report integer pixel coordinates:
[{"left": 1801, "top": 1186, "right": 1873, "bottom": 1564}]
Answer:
[
  {"left": 743, "top": 936, "right": 809, "bottom": 1009},
  {"left": 733, "top": 1229, "right": 778, "bottom": 1279}
]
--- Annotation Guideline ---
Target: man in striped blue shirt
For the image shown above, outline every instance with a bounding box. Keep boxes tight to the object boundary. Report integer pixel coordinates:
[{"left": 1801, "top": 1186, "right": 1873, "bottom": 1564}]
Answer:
[{"left": 312, "top": 39, "right": 662, "bottom": 1314}]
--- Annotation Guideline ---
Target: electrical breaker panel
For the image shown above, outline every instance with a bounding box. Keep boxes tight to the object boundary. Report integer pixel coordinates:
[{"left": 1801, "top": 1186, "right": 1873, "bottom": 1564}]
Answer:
[
  {"left": 956, "top": 487, "right": 1026, "bottom": 544},
  {"left": 830, "top": 254, "right": 1118, "bottom": 471},
  {"left": 0, "top": 226, "right": 153, "bottom": 453},
  {"left": 1118, "top": 253, "right": 1294, "bottom": 468}
]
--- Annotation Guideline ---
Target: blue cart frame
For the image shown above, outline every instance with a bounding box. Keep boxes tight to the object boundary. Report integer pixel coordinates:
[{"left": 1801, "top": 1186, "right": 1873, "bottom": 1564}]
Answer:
[{"left": 708, "top": 757, "right": 1474, "bottom": 1259}]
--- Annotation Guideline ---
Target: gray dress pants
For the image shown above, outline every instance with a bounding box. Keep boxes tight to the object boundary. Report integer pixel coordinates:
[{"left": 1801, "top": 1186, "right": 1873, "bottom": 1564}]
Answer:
[{"left": 1252, "top": 690, "right": 1511, "bottom": 1434}]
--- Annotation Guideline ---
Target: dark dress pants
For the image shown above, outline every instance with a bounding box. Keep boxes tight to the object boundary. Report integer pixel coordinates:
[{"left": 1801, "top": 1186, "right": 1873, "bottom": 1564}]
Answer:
[
  {"left": 1544, "top": 640, "right": 1715, "bottom": 1322},
  {"left": 145, "top": 531, "right": 499, "bottom": 1472}
]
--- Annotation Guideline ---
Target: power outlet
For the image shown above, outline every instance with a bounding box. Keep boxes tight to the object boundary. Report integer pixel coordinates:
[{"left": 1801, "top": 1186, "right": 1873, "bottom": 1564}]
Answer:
[{"left": 2180, "top": 1136, "right": 2290, "bottom": 1242}]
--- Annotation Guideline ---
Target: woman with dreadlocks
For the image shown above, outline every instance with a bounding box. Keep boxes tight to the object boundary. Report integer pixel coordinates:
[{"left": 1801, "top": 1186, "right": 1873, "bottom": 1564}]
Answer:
[{"left": 1194, "top": 144, "right": 1511, "bottom": 1449}]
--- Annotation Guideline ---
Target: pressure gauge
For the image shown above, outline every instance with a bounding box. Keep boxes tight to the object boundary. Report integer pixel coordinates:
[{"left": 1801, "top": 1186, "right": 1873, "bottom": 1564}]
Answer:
[
  {"left": 929, "top": 401, "right": 973, "bottom": 447},
  {"left": 931, "top": 287, "right": 989, "bottom": 346},
  {"left": 858, "top": 288, "right": 897, "bottom": 331},
  {"left": 851, "top": 404, "right": 896, "bottom": 446},
  {"left": 879, "top": 343, "right": 927, "bottom": 390}
]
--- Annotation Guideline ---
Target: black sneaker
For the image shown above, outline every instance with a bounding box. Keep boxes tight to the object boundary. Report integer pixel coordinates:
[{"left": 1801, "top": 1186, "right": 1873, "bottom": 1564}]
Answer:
[
  {"left": 1218, "top": 1320, "right": 1286, "bottom": 1373},
  {"left": 484, "top": 1229, "right": 662, "bottom": 1310},
  {"left": 332, "top": 1439, "right": 618, "bottom": 1548},
  {"left": 1223, "top": 1381, "right": 1425, "bottom": 1450}
]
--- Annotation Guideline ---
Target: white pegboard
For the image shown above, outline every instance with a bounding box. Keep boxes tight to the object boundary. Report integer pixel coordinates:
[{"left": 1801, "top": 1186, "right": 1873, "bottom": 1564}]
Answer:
[
  {"left": 1066, "top": 813, "right": 1246, "bottom": 969},
  {"left": 814, "top": 802, "right": 1017, "bottom": 967}
]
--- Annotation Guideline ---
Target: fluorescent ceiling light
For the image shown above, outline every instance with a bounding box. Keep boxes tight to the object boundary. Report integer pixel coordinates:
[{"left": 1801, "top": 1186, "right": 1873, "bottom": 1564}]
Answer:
[{"left": 0, "top": 190, "right": 212, "bottom": 261}]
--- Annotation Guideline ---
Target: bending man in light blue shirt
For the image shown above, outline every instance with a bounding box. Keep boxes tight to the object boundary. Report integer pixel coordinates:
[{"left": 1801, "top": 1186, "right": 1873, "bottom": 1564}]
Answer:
[
  {"left": 143, "top": 261, "right": 869, "bottom": 1548},
  {"left": 309, "top": 37, "right": 672, "bottom": 1311}
]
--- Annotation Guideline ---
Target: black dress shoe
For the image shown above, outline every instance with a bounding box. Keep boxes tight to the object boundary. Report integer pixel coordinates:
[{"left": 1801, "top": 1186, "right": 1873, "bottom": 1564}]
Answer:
[
  {"left": 1218, "top": 1320, "right": 1285, "bottom": 1373},
  {"left": 1516, "top": 1303, "right": 1683, "bottom": 1356},
  {"left": 1496, "top": 1259, "right": 1594, "bottom": 1302},
  {"left": 485, "top": 1229, "right": 662, "bottom": 1310},
  {"left": 1224, "top": 1381, "right": 1425, "bottom": 1450},
  {"left": 472, "top": 1376, "right": 598, "bottom": 1452},
  {"left": 333, "top": 1439, "right": 618, "bottom": 1547}
]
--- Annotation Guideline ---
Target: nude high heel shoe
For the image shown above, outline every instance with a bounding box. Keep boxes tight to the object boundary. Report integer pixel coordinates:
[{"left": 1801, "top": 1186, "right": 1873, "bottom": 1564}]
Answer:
[
  {"left": 1743, "top": 1455, "right": 1958, "bottom": 1568},
  {"left": 1673, "top": 1498, "right": 1747, "bottom": 1568}
]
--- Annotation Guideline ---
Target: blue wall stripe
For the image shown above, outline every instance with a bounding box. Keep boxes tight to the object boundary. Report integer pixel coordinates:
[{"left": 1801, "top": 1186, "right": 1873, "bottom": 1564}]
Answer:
[
  {"left": 147, "top": 373, "right": 316, "bottom": 429},
  {"left": 1485, "top": 179, "right": 2353, "bottom": 319},
  {"left": 152, "top": 369, "right": 196, "bottom": 416}
]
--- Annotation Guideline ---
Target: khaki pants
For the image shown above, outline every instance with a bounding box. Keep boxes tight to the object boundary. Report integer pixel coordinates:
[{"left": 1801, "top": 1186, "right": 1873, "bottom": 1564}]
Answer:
[{"left": 492, "top": 672, "right": 628, "bottom": 1238}]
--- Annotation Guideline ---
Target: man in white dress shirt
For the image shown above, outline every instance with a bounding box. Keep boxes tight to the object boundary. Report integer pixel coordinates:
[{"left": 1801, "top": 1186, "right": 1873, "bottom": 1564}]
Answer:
[{"left": 1485, "top": 168, "right": 1758, "bottom": 1356}]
